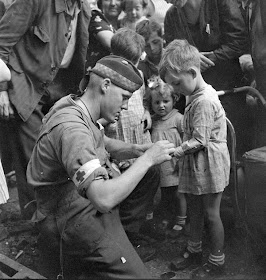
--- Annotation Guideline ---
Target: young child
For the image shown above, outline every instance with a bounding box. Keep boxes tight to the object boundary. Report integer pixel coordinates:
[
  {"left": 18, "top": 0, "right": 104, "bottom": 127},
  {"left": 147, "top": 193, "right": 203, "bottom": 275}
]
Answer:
[
  {"left": 147, "top": 75, "right": 187, "bottom": 235},
  {"left": 159, "top": 39, "right": 230, "bottom": 276},
  {"left": 136, "top": 19, "right": 164, "bottom": 84},
  {"left": 119, "top": 0, "right": 149, "bottom": 30}
]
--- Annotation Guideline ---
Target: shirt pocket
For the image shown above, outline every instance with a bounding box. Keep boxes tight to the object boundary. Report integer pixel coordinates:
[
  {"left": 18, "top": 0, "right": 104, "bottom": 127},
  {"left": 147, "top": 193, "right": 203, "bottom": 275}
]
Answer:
[{"left": 33, "top": 25, "right": 50, "bottom": 43}]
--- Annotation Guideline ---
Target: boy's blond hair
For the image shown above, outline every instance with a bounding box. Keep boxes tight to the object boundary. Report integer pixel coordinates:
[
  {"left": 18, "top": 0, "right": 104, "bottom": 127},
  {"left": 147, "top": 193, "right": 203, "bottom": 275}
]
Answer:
[{"left": 159, "top": 39, "right": 201, "bottom": 81}]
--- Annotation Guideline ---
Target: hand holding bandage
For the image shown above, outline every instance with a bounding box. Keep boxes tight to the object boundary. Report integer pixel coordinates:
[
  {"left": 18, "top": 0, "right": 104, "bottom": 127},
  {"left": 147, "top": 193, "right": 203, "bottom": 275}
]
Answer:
[{"left": 144, "top": 140, "right": 175, "bottom": 166}]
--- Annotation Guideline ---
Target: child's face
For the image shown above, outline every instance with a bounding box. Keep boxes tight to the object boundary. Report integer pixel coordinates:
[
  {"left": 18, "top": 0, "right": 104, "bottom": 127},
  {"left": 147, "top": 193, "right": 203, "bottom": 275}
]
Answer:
[
  {"left": 145, "top": 31, "right": 164, "bottom": 62},
  {"left": 125, "top": 0, "right": 145, "bottom": 22},
  {"left": 102, "top": 0, "right": 122, "bottom": 18},
  {"left": 151, "top": 92, "right": 174, "bottom": 117},
  {"left": 164, "top": 70, "right": 196, "bottom": 97}
]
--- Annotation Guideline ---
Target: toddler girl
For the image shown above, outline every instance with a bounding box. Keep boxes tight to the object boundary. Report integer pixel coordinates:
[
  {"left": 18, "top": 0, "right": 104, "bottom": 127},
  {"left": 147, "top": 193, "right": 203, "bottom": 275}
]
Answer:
[{"left": 147, "top": 75, "right": 187, "bottom": 235}]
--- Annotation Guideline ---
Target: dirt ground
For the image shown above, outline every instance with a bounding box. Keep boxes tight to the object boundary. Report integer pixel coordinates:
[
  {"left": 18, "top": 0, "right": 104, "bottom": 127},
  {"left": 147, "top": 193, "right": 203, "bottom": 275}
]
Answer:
[{"left": 0, "top": 182, "right": 266, "bottom": 279}]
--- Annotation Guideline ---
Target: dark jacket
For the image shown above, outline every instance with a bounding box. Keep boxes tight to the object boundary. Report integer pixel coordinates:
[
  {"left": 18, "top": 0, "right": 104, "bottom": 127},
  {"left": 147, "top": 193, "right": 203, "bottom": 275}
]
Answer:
[
  {"left": 0, "top": 0, "right": 91, "bottom": 121},
  {"left": 164, "top": 0, "right": 248, "bottom": 90}
]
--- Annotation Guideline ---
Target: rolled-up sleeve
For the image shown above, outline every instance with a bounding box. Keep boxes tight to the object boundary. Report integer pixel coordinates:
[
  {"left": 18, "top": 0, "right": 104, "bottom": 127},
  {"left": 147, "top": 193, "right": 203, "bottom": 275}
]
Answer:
[{"left": 52, "top": 122, "right": 109, "bottom": 196}]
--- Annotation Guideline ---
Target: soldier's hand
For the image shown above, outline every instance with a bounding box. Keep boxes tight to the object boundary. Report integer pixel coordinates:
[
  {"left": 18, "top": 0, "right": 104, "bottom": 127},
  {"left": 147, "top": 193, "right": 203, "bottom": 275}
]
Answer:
[{"left": 144, "top": 140, "right": 175, "bottom": 166}]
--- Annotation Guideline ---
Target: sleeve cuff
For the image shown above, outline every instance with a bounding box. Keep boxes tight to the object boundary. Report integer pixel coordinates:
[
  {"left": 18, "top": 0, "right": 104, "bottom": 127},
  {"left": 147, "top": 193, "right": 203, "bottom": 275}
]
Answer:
[{"left": 174, "top": 146, "right": 185, "bottom": 158}]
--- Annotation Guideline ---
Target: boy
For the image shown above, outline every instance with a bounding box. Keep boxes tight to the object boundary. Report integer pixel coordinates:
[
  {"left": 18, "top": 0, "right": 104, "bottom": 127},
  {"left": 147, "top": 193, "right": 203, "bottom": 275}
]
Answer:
[
  {"left": 159, "top": 39, "right": 230, "bottom": 277},
  {"left": 136, "top": 18, "right": 164, "bottom": 85},
  {"left": 136, "top": 18, "right": 186, "bottom": 114}
]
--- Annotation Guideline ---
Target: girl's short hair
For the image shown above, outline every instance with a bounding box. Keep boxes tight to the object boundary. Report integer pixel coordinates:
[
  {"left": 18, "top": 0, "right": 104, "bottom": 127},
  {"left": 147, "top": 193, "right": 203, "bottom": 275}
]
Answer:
[
  {"left": 111, "top": 27, "right": 145, "bottom": 65},
  {"left": 121, "top": 0, "right": 149, "bottom": 11},
  {"left": 136, "top": 18, "right": 163, "bottom": 41},
  {"left": 159, "top": 39, "right": 201, "bottom": 81},
  {"left": 146, "top": 75, "right": 179, "bottom": 114}
]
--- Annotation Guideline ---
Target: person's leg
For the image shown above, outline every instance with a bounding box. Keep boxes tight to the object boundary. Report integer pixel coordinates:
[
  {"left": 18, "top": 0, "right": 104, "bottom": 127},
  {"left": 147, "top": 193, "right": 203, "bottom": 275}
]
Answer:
[
  {"left": 81, "top": 215, "right": 152, "bottom": 279},
  {"left": 159, "top": 186, "right": 176, "bottom": 224},
  {"left": 119, "top": 165, "right": 160, "bottom": 234},
  {"left": 202, "top": 192, "right": 225, "bottom": 268},
  {"left": 37, "top": 185, "right": 152, "bottom": 279},
  {"left": 170, "top": 194, "right": 203, "bottom": 271},
  {"left": 12, "top": 102, "right": 45, "bottom": 219},
  {"left": 176, "top": 192, "right": 187, "bottom": 228}
]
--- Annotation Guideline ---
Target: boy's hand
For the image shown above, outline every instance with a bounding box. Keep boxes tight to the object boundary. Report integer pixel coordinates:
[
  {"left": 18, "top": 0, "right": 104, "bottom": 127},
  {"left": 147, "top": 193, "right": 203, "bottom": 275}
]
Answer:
[
  {"left": 143, "top": 140, "right": 175, "bottom": 166},
  {"left": 200, "top": 52, "right": 215, "bottom": 72}
]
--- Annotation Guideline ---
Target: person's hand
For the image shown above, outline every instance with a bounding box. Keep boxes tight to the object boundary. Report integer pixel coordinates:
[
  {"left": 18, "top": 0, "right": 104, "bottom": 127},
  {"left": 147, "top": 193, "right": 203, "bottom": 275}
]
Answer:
[
  {"left": 144, "top": 140, "right": 175, "bottom": 166},
  {"left": 142, "top": 109, "right": 152, "bottom": 132},
  {"left": 0, "top": 91, "right": 14, "bottom": 120},
  {"left": 200, "top": 52, "right": 215, "bottom": 72}
]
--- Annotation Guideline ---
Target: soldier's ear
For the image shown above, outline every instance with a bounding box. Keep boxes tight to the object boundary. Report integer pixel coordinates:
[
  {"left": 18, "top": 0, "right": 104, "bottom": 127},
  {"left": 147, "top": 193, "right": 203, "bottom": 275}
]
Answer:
[{"left": 100, "top": 78, "right": 111, "bottom": 94}]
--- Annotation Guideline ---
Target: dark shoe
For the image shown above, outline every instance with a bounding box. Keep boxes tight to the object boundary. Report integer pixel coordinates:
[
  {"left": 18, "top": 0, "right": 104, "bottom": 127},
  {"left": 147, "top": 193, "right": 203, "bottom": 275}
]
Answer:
[
  {"left": 193, "top": 261, "right": 225, "bottom": 277},
  {"left": 170, "top": 251, "right": 202, "bottom": 271},
  {"left": 135, "top": 245, "right": 156, "bottom": 262},
  {"left": 139, "top": 219, "right": 166, "bottom": 241}
]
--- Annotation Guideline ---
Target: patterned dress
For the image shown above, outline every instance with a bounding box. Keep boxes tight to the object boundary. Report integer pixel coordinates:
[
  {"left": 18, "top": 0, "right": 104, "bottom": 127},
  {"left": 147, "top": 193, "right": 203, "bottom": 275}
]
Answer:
[
  {"left": 178, "top": 85, "right": 230, "bottom": 195},
  {"left": 151, "top": 109, "right": 183, "bottom": 188}
]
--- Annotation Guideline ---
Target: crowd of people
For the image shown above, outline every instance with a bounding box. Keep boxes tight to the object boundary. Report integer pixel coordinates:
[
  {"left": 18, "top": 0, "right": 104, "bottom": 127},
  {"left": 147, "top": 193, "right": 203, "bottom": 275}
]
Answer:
[{"left": 0, "top": 0, "right": 265, "bottom": 278}]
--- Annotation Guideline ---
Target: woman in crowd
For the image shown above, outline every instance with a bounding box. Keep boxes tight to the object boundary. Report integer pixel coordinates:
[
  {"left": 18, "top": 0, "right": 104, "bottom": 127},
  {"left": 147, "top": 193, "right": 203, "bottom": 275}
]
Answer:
[{"left": 85, "top": 0, "right": 122, "bottom": 70}]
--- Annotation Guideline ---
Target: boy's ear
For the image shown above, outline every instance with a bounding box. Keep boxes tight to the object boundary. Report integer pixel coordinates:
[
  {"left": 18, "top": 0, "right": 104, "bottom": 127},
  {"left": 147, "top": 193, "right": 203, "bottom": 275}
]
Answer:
[
  {"left": 100, "top": 78, "right": 111, "bottom": 94},
  {"left": 189, "top": 67, "right": 197, "bottom": 79}
]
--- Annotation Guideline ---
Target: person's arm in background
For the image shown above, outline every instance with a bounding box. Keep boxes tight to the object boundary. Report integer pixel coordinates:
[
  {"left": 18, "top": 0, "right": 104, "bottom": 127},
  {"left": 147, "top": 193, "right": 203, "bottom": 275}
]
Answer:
[
  {"left": 89, "top": 9, "right": 114, "bottom": 51},
  {"left": 205, "top": 0, "right": 249, "bottom": 65},
  {"left": 0, "top": 0, "right": 39, "bottom": 119},
  {"left": 164, "top": 6, "right": 177, "bottom": 46}
]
